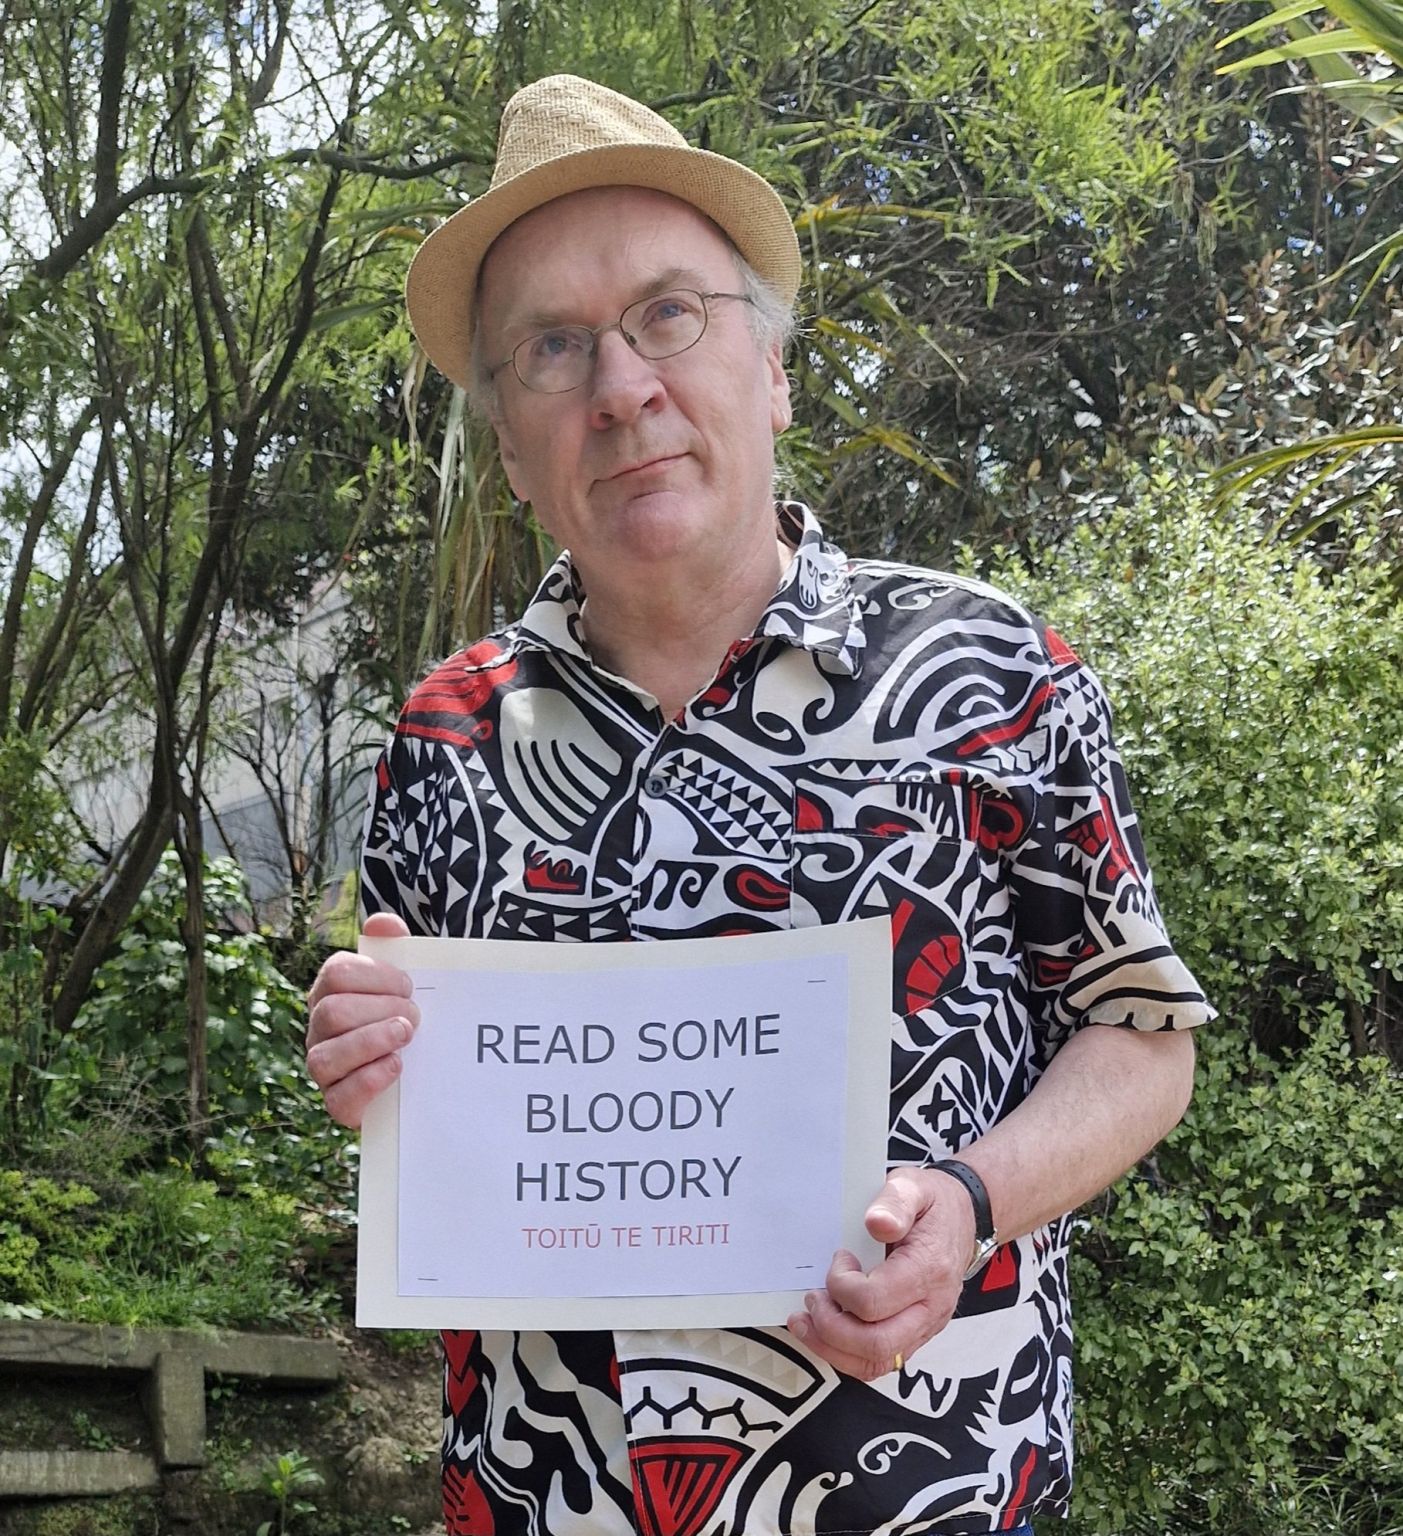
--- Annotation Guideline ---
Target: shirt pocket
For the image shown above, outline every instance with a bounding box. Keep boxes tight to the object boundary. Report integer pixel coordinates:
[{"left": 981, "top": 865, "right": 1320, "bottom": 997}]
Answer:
[{"left": 789, "top": 768, "right": 1005, "bottom": 1012}]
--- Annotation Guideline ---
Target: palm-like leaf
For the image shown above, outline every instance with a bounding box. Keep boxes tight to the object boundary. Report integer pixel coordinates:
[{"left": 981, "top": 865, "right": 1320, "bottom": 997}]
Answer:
[
  {"left": 1215, "top": 1, "right": 1403, "bottom": 502},
  {"left": 1209, "top": 426, "right": 1403, "bottom": 542},
  {"left": 1217, "top": 0, "right": 1403, "bottom": 140}
]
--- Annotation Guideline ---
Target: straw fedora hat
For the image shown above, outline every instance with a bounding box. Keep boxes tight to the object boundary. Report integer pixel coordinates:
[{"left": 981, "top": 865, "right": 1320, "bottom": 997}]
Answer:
[{"left": 404, "top": 75, "right": 803, "bottom": 391}]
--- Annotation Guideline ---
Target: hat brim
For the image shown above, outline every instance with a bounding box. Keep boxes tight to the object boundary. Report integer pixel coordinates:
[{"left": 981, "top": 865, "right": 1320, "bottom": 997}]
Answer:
[{"left": 404, "top": 142, "right": 802, "bottom": 392}]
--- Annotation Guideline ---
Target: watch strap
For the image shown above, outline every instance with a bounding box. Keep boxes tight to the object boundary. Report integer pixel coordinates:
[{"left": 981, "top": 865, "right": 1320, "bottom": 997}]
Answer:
[{"left": 930, "top": 1158, "right": 998, "bottom": 1279}]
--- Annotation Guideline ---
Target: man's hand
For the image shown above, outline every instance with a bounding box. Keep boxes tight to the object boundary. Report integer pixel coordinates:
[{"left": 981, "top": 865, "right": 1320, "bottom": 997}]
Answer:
[
  {"left": 785, "top": 1028, "right": 1197, "bottom": 1382},
  {"left": 305, "top": 911, "right": 418, "bottom": 1128},
  {"left": 786, "top": 1167, "right": 976, "bottom": 1381}
]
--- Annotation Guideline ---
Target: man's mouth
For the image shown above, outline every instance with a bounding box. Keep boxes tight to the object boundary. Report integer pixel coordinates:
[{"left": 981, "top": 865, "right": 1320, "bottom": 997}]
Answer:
[{"left": 609, "top": 454, "right": 683, "bottom": 480}]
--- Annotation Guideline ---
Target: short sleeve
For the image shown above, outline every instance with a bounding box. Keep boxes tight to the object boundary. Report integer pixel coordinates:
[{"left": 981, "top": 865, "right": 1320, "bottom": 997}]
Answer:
[{"left": 1010, "top": 632, "right": 1213, "bottom": 1050}]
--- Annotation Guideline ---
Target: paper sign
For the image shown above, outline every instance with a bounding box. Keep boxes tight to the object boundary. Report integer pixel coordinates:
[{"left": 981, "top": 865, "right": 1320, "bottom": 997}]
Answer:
[{"left": 356, "top": 918, "right": 890, "bottom": 1330}]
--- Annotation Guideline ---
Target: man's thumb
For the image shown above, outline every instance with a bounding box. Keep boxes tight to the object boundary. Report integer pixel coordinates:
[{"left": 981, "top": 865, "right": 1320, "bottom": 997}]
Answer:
[
  {"left": 362, "top": 911, "right": 411, "bottom": 938},
  {"left": 864, "top": 1174, "right": 921, "bottom": 1244}
]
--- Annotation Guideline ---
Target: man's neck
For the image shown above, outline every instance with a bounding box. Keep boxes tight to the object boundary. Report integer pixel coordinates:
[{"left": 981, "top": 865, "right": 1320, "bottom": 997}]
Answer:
[{"left": 577, "top": 531, "right": 793, "bottom": 722}]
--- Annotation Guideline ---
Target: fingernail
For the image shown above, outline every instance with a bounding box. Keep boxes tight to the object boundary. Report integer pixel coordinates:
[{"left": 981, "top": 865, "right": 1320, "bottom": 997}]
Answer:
[
  {"left": 388, "top": 1052, "right": 402, "bottom": 1074},
  {"left": 397, "top": 1018, "right": 412, "bottom": 1044},
  {"left": 804, "top": 1292, "right": 818, "bottom": 1312},
  {"left": 789, "top": 1314, "right": 810, "bottom": 1341}
]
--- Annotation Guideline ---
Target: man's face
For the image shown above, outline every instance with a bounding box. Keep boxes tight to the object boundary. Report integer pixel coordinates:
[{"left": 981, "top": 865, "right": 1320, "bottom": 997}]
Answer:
[{"left": 477, "top": 186, "right": 792, "bottom": 586}]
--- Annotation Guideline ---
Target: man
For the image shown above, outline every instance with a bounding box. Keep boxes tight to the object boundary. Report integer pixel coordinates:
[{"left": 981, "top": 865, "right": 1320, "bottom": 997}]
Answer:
[{"left": 306, "top": 75, "right": 1210, "bottom": 1536}]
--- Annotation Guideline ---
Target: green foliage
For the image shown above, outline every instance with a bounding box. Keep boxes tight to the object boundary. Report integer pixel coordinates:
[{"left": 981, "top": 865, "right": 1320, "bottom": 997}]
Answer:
[
  {"left": 980, "top": 460, "right": 1403, "bottom": 1040},
  {"left": 0, "top": 728, "right": 80, "bottom": 1140},
  {"left": 256, "top": 1449, "right": 324, "bottom": 1536},
  {"left": 976, "top": 464, "right": 1403, "bottom": 1532},
  {"left": 0, "top": 1164, "right": 334, "bottom": 1329},
  {"left": 59, "top": 851, "right": 355, "bottom": 1199},
  {"left": 1218, "top": 0, "right": 1403, "bottom": 151},
  {"left": 0, "top": 1172, "right": 95, "bottom": 1297},
  {"left": 1070, "top": 1020, "right": 1403, "bottom": 1534},
  {"left": 0, "top": 729, "right": 77, "bottom": 881},
  {"left": 66, "top": 854, "right": 297, "bottom": 1105},
  {"left": 0, "top": 897, "right": 67, "bottom": 1143},
  {"left": 68, "top": 1410, "right": 117, "bottom": 1453},
  {"left": 9, "top": 1496, "right": 159, "bottom": 1536},
  {"left": 0, "top": 853, "right": 353, "bottom": 1330}
]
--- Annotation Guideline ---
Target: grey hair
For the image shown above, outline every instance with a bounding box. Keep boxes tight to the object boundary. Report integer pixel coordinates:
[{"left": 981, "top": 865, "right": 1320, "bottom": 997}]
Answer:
[
  {"left": 466, "top": 247, "right": 798, "bottom": 418},
  {"left": 732, "top": 249, "right": 798, "bottom": 356},
  {"left": 466, "top": 316, "right": 498, "bottom": 420}
]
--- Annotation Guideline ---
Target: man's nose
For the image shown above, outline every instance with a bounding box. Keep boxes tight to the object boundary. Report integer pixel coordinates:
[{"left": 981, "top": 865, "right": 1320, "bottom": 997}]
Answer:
[{"left": 588, "top": 328, "right": 665, "bottom": 427}]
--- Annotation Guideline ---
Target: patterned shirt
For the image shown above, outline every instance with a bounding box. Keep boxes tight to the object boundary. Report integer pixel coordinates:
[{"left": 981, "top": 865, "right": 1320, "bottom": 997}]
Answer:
[{"left": 360, "top": 503, "right": 1211, "bottom": 1536}]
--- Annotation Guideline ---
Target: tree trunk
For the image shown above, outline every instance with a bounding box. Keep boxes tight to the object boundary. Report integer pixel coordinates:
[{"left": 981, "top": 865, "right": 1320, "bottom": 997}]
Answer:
[
  {"left": 48, "top": 756, "right": 176, "bottom": 1037},
  {"left": 175, "top": 800, "right": 210, "bottom": 1169}
]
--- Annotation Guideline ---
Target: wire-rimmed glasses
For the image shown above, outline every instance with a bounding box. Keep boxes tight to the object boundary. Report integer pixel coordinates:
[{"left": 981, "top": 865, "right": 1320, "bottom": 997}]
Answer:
[{"left": 488, "top": 289, "right": 754, "bottom": 395}]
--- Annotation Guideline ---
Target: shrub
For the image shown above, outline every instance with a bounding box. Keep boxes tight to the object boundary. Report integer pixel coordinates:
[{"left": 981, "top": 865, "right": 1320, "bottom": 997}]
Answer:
[
  {"left": 0, "top": 852, "right": 356, "bottom": 1331},
  {"left": 979, "top": 459, "right": 1403, "bottom": 1044},
  {"left": 0, "top": 1162, "right": 335, "bottom": 1328},
  {"left": 56, "top": 851, "right": 355, "bottom": 1201},
  {"left": 1070, "top": 1020, "right": 1403, "bottom": 1534},
  {"left": 975, "top": 462, "right": 1403, "bottom": 1533}
]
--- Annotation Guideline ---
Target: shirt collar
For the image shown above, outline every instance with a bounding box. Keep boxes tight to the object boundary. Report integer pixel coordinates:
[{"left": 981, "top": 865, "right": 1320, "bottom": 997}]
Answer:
[
  {"left": 755, "top": 502, "right": 865, "bottom": 676},
  {"left": 505, "top": 501, "right": 865, "bottom": 678},
  {"left": 511, "top": 554, "right": 592, "bottom": 663}
]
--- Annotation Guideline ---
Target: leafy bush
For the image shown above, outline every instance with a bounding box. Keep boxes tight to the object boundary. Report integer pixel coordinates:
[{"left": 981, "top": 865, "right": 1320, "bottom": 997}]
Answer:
[
  {"left": 0, "top": 729, "right": 81, "bottom": 1143},
  {"left": 976, "top": 462, "right": 1403, "bottom": 1533},
  {"left": 0, "top": 852, "right": 356, "bottom": 1330},
  {"left": 981, "top": 459, "right": 1403, "bottom": 1041},
  {"left": 57, "top": 851, "right": 355, "bottom": 1200},
  {"left": 1070, "top": 1022, "right": 1403, "bottom": 1534},
  {"left": 0, "top": 1164, "right": 334, "bottom": 1327}
]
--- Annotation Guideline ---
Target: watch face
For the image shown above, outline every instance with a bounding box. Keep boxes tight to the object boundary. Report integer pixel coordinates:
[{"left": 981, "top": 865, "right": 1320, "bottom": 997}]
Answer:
[
  {"left": 958, "top": 1242, "right": 1021, "bottom": 1314},
  {"left": 964, "top": 1236, "right": 999, "bottom": 1282}
]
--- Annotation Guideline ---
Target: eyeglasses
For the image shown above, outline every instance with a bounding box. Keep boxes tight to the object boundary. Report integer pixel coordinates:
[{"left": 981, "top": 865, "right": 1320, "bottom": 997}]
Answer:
[{"left": 488, "top": 288, "right": 754, "bottom": 395}]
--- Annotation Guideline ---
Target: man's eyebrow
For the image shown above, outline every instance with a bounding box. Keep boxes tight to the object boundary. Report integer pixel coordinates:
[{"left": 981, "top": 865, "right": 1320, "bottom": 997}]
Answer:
[
  {"left": 510, "top": 304, "right": 574, "bottom": 334},
  {"left": 635, "top": 266, "right": 713, "bottom": 298},
  {"left": 509, "top": 268, "right": 716, "bottom": 334}
]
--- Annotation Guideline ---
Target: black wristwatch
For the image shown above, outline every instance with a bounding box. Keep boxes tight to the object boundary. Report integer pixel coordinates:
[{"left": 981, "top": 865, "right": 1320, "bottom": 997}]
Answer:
[{"left": 931, "top": 1158, "right": 999, "bottom": 1279}]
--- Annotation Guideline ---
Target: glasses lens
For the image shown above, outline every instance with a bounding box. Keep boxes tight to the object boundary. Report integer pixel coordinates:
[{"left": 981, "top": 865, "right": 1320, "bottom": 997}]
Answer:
[
  {"left": 516, "top": 326, "right": 594, "bottom": 393},
  {"left": 622, "top": 290, "right": 707, "bottom": 360}
]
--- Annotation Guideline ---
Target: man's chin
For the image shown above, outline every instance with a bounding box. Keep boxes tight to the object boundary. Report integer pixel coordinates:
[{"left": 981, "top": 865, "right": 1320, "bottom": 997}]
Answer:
[{"left": 606, "top": 491, "right": 708, "bottom": 560}]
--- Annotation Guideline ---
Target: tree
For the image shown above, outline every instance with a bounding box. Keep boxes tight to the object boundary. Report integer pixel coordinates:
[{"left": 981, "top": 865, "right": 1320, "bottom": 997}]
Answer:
[
  {"left": 0, "top": 0, "right": 497, "bottom": 1139},
  {"left": 212, "top": 591, "right": 382, "bottom": 951}
]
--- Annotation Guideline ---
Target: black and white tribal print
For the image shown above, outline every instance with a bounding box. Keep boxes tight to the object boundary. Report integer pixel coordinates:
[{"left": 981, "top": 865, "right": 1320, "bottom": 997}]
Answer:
[{"left": 360, "top": 502, "right": 1211, "bottom": 1536}]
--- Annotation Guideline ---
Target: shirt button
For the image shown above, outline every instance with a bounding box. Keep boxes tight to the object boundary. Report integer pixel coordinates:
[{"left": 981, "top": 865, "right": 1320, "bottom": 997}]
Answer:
[{"left": 643, "top": 772, "right": 669, "bottom": 798}]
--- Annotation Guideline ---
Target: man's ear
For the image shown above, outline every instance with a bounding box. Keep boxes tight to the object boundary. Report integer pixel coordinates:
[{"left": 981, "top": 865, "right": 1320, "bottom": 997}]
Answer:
[{"left": 767, "top": 341, "right": 792, "bottom": 435}]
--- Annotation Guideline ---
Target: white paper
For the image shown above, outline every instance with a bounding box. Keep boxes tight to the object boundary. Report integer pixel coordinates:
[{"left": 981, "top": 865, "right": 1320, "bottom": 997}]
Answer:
[{"left": 356, "top": 919, "right": 890, "bottom": 1330}]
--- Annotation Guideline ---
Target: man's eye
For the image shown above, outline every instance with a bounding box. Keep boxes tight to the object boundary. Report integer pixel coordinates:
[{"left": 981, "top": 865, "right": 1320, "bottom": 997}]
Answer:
[
  {"left": 530, "top": 329, "right": 586, "bottom": 361},
  {"left": 640, "top": 293, "right": 700, "bottom": 328}
]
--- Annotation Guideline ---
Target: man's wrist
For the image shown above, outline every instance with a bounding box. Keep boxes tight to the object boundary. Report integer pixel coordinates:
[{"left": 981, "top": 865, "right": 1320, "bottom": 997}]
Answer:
[{"left": 930, "top": 1158, "right": 999, "bottom": 1279}]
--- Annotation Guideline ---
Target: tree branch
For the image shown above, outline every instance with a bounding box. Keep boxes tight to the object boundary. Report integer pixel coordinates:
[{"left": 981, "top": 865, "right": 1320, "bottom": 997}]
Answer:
[
  {"left": 252, "top": 152, "right": 342, "bottom": 423},
  {"left": 186, "top": 215, "right": 236, "bottom": 453},
  {"left": 32, "top": 174, "right": 206, "bottom": 282},
  {"left": 16, "top": 437, "right": 110, "bottom": 734},
  {"left": 0, "top": 402, "right": 98, "bottom": 725},
  {"left": 28, "top": 564, "right": 127, "bottom": 738},
  {"left": 94, "top": 0, "right": 134, "bottom": 206},
  {"left": 249, "top": 0, "right": 291, "bottom": 109},
  {"left": 273, "top": 146, "right": 486, "bottom": 180}
]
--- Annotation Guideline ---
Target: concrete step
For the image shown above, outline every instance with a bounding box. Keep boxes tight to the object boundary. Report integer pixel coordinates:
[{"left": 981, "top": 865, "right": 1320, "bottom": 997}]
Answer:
[{"left": 0, "top": 1449, "right": 160, "bottom": 1498}]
